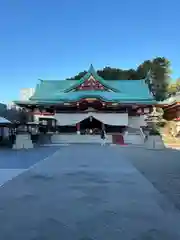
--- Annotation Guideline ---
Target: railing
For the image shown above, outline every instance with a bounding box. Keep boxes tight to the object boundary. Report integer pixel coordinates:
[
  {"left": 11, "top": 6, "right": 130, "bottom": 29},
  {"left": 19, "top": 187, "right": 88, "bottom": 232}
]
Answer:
[{"left": 139, "top": 127, "right": 146, "bottom": 141}]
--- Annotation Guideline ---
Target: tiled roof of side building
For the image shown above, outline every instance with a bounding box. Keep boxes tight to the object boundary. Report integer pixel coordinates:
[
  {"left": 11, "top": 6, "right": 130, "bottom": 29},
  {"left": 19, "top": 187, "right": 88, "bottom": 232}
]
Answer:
[{"left": 158, "top": 92, "right": 180, "bottom": 105}]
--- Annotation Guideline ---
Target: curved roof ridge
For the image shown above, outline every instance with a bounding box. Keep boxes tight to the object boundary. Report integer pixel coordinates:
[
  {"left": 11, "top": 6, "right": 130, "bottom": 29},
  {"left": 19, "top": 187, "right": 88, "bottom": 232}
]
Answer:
[{"left": 38, "top": 79, "right": 65, "bottom": 82}]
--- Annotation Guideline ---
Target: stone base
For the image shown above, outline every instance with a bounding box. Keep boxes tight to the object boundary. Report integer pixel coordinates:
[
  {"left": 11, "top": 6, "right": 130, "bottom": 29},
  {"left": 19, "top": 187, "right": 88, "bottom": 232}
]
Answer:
[{"left": 13, "top": 134, "right": 34, "bottom": 150}]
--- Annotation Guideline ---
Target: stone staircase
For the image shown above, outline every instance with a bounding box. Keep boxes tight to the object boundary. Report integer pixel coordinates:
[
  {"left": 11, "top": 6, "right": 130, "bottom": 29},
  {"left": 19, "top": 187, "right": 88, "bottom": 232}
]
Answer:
[
  {"left": 124, "top": 128, "right": 144, "bottom": 145},
  {"left": 50, "top": 131, "right": 145, "bottom": 146},
  {"left": 51, "top": 134, "right": 112, "bottom": 144}
]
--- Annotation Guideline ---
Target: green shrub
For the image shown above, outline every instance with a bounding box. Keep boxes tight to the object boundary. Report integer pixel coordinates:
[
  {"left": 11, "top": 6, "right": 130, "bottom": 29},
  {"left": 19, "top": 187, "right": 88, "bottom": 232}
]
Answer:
[
  {"left": 156, "top": 121, "right": 166, "bottom": 128},
  {"left": 149, "top": 128, "right": 160, "bottom": 135}
]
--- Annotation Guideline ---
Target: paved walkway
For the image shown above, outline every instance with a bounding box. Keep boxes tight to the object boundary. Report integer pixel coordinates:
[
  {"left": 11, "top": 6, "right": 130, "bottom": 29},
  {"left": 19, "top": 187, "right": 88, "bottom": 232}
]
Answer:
[
  {"left": 0, "top": 147, "right": 59, "bottom": 186},
  {"left": 0, "top": 145, "right": 180, "bottom": 239}
]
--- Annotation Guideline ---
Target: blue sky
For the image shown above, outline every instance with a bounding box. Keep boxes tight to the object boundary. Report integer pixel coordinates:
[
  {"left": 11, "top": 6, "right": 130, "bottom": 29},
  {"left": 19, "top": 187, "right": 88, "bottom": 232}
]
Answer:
[{"left": 0, "top": 0, "right": 179, "bottom": 103}]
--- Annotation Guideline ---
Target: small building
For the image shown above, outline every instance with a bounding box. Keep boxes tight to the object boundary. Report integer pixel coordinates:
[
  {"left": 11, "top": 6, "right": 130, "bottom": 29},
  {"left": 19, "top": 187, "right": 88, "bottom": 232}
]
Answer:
[
  {"left": 14, "top": 65, "right": 156, "bottom": 144},
  {"left": 159, "top": 92, "right": 180, "bottom": 121},
  {"left": 158, "top": 92, "right": 180, "bottom": 136}
]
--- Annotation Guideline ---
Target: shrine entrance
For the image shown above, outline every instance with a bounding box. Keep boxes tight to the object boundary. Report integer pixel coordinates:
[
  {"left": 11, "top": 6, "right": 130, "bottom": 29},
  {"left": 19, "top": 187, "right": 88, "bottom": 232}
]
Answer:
[{"left": 80, "top": 117, "right": 102, "bottom": 134}]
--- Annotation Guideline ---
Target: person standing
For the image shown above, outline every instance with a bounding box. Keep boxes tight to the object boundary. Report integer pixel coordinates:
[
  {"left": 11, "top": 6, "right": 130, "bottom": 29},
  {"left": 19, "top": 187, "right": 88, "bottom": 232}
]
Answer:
[{"left": 100, "top": 129, "right": 106, "bottom": 146}]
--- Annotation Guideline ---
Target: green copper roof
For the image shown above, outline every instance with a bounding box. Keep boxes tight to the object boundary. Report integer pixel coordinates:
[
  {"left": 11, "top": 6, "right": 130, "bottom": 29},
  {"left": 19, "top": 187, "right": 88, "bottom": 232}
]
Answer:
[
  {"left": 64, "top": 65, "right": 118, "bottom": 93},
  {"left": 30, "top": 90, "right": 154, "bottom": 102},
  {"left": 14, "top": 65, "right": 156, "bottom": 105}
]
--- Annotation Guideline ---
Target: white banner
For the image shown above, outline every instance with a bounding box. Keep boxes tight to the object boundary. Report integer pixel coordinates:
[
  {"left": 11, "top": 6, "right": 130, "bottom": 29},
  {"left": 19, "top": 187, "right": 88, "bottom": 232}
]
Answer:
[
  {"left": 55, "top": 113, "right": 128, "bottom": 126},
  {"left": 92, "top": 113, "right": 128, "bottom": 126},
  {"left": 55, "top": 113, "right": 88, "bottom": 126}
]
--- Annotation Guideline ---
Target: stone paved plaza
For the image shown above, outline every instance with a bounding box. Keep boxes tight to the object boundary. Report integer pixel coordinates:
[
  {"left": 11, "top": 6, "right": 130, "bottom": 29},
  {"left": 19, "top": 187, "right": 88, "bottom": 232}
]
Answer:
[
  {"left": 0, "top": 147, "right": 59, "bottom": 186},
  {"left": 0, "top": 145, "right": 180, "bottom": 239}
]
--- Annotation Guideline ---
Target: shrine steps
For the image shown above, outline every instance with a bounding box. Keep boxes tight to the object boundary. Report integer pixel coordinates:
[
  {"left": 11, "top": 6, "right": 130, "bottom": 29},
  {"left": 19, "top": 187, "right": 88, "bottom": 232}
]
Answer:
[
  {"left": 41, "top": 133, "right": 164, "bottom": 149},
  {"left": 50, "top": 133, "right": 144, "bottom": 145},
  {"left": 124, "top": 134, "right": 144, "bottom": 145},
  {"left": 124, "top": 128, "right": 145, "bottom": 145},
  {"left": 51, "top": 134, "right": 112, "bottom": 144}
]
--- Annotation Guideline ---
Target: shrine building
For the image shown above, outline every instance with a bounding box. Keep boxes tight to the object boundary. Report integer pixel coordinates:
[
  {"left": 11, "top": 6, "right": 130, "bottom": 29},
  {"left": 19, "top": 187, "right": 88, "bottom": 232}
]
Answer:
[
  {"left": 157, "top": 92, "right": 180, "bottom": 135},
  {"left": 14, "top": 65, "right": 156, "bottom": 144}
]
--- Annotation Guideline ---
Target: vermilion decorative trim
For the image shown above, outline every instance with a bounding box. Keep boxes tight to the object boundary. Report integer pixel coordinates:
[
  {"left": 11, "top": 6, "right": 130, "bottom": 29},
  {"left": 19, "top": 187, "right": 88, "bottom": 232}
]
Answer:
[
  {"left": 33, "top": 112, "right": 55, "bottom": 116},
  {"left": 76, "top": 76, "right": 106, "bottom": 91}
]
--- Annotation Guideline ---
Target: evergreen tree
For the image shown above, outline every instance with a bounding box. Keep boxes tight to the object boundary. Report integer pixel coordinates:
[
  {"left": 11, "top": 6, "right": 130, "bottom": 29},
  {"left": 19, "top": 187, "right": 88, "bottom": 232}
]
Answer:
[{"left": 67, "top": 56, "right": 171, "bottom": 101}]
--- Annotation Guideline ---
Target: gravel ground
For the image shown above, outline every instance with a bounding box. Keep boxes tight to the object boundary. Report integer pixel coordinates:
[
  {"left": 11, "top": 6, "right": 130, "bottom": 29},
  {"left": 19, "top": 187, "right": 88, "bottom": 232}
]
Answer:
[{"left": 119, "top": 147, "right": 180, "bottom": 210}]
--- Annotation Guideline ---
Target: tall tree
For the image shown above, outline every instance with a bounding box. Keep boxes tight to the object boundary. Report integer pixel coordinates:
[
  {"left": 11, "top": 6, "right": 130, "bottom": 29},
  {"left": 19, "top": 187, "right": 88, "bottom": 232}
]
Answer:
[
  {"left": 68, "top": 67, "right": 140, "bottom": 80},
  {"left": 97, "top": 67, "right": 128, "bottom": 80},
  {"left": 168, "top": 83, "right": 178, "bottom": 95},
  {"left": 67, "top": 57, "right": 171, "bottom": 101},
  {"left": 137, "top": 57, "right": 171, "bottom": 101},
  {"left": 168, "top": 78, "right": 180, "bottom": 95},
  {"left": 67, "top": 71, "right": 87, "bottom": 80},
  {"left": 151, "top": 57, "right": 171, "bottom": 101},
  {"left": 136, "top": 60, "right": 152, "bottom": 79}
]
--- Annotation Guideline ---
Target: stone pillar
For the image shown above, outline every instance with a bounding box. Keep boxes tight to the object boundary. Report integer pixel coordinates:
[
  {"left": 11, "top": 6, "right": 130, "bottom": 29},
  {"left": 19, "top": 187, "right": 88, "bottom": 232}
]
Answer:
[
  {"left": 123, "top": 129, "right": 128, "bottom": 144},
  {"left": 76, "top": 122, "right": 80, "bottom": 134},
  {"left": 28, "top": 109, "right": 34, "bottom": 122}
]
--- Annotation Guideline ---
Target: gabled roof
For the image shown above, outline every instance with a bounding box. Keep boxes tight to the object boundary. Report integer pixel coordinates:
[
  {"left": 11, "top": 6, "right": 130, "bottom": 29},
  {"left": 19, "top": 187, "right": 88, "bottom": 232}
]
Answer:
[
  {"left": 14, "top": 65, "right": 156, "bottom": 105},
  {"left": 64, "top": 65, "right": 119, "bottom": 92},
  {"left": 30, "top": 80, "right": 76, "bottom": 100}
]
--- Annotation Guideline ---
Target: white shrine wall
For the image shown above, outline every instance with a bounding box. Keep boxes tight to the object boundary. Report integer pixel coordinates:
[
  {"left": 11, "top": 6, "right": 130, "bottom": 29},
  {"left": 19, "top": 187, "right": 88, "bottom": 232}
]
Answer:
[
  {"left": 55, "top": 113, "right": 128, "bottom": 126},
  {"left": 33, "top": 112, "right": 146, "bottom": 129},
  {"left": 128, "top": 115, "right": 146, "bottom": 128}
]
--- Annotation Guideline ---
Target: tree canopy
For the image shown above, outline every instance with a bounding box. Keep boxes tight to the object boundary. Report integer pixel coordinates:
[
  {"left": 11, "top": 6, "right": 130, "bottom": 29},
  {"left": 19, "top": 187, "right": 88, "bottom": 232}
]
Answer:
[
  {"left": 67, "top": 57, "right": 172, "bottom": 101},
  {"left": 168, "top": 78, "right": 180, "bottom": 95}
]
